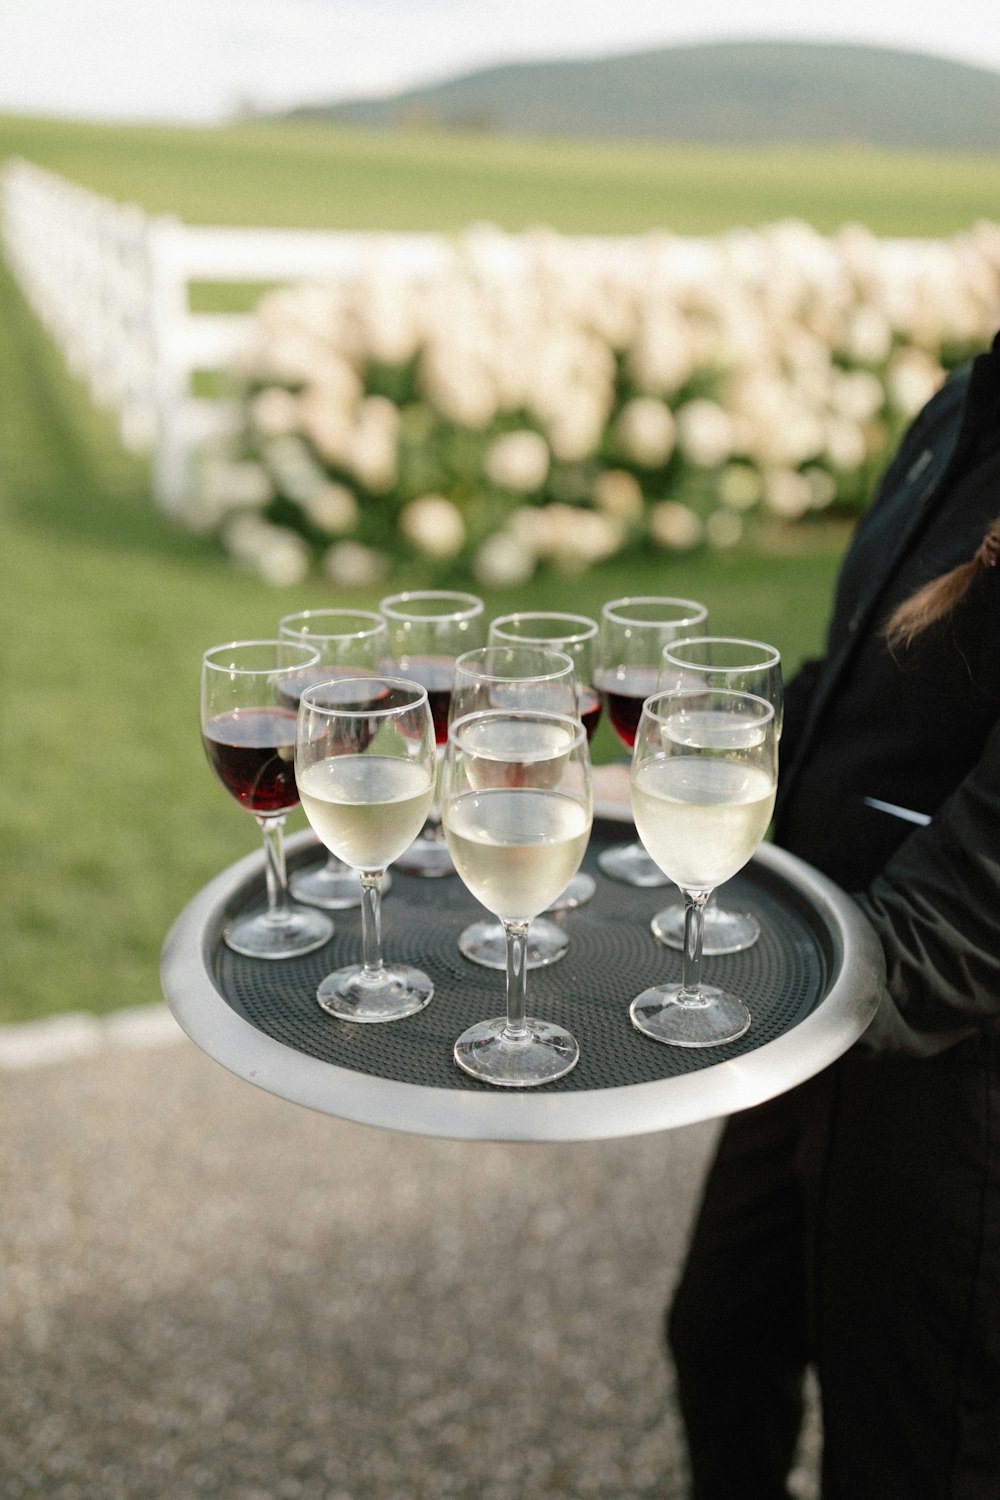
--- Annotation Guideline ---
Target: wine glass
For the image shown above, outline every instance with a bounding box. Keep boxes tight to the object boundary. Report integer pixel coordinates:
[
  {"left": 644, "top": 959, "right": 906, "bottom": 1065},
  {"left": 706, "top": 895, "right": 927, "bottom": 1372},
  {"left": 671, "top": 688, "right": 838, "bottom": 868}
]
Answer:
[
  {"left": 652, "top": 637, "right": 784, "bottom": 955},
  {"left": 441, "top": 709, "right": 593, "bottom": 1086},
  {"left": 594, "top": 596, "right": 709, "bottom": 885},
  {"left": 629, "top": 687, "right": 777, "bottom": 1047},
  {"left": 295, "top": 677, "right": 437, "bottom": 1021},
  {"left": 378, "top": 590, "right": 486, "bottom": 876},
  {"left": 200, "top": 640, "right": 335, "bottom": 959},
  {"left": 278, "top": 608, "right": 392, "bottom": 910},
  {"left": 450, "top": 644, "right": 579, "bottom": 970},
  {"left": 488, "top": 611, "right": 601, "bottom": 913}
]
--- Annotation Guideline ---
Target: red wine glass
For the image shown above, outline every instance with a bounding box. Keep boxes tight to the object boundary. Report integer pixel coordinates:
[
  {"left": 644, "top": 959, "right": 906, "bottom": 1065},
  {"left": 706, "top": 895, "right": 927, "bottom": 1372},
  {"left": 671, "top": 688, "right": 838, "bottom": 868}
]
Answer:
[
  {"left": 200, "top": 640, "right": 334, "bottom": 959},
  {"left": 594, "top": 596, "right": 708, "bottom": 886},
  {"left": 378, "top": 589, "right": 486, "bottom": 876},
  {"left": 278, "top": 609, "right": 392, "bottom": 911}
]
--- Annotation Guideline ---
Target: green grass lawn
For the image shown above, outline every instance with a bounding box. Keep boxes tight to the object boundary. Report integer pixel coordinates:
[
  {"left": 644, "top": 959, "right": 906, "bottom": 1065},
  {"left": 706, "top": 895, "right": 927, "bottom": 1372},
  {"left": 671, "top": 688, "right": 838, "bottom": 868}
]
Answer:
[{"left": 9, "top": 110, "right": 984, "bottom": 1024}]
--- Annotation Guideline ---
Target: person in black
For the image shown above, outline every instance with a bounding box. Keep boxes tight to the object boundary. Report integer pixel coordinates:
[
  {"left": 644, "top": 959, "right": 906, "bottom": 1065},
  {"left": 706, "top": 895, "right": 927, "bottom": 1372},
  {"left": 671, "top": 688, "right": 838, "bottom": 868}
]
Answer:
[{"left": 666, "top": 330, "right": 1000, "bottom": 1499}]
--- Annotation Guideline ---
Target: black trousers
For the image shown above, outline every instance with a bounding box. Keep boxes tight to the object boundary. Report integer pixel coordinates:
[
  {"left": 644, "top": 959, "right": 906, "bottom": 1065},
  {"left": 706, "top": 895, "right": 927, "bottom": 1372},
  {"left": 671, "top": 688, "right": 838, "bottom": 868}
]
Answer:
[{"left": 667, "top": 1040, "right": 1000, "bottom": 1500}]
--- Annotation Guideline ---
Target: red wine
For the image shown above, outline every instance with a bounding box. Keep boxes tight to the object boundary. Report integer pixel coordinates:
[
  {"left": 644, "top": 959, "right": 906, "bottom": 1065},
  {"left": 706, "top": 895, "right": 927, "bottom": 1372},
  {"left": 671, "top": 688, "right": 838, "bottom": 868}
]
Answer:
[
  {"left": 594, "top": 668, "right": 659, "bottom": 749},
  {"left": 578, "top": 685, "right": 602, "bottom": 742},
  {"left": 397, "top": 656, "right": 454, "bottom": 745},
  {"left": 203, "top": 708, "right": 299, "bottom": 815}
]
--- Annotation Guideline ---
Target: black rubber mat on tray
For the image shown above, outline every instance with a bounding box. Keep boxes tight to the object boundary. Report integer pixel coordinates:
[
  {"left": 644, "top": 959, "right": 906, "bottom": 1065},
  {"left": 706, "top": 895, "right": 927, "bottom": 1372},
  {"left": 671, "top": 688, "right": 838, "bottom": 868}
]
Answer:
[{"left": 211, "top": 818, "right": 830, "bottom": 1092}]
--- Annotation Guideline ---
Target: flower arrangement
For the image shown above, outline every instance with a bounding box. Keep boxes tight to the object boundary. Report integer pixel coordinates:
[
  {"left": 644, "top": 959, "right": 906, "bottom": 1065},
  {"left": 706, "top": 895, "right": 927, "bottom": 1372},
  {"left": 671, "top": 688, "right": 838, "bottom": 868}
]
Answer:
[{"left": 201, "top": 219, "right": 1000, "bottom": 585}]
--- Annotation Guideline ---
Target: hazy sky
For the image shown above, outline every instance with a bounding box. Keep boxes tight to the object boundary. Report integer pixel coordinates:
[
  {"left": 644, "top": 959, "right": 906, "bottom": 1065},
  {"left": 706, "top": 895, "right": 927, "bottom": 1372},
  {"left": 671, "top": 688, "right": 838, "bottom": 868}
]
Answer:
[{"left": 4, "top": 0, "right": 999, "bottom": 125}]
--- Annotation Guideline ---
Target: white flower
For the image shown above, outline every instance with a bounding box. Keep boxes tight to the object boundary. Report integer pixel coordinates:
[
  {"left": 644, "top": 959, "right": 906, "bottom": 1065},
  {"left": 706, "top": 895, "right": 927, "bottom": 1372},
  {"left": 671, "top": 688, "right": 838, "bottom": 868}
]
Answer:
[
  {"left": 613, "top": 398, "right": 676, "bottom": 468},
  {"left": 251, "top": 387, "right": 300, "bottom": 437},
  {"left": 399, "top": 494, "right": 466, "bottom": 559},
  {"left": 648, "top": 501, "right": 704, "bottom": 550},
  {"left": 841, "top": 305, "right": 893, "bottom": 364},
  {"left": 885, "top": 347, "right": 945, "bottom": 417},
  {"left": 675, "top": 399, "right": 734, "bottom": 469},
  {"left": 303, "top": 481, "right": 359, "bottom": 535},
  {"left": 349, "top": 396, "right": 400, "bottom": 494},
  {"left": 323, "top": 540, "right": 389, "bottom": 587},
  {"left": 802, "top": 467, "right": 838, "bottom": 511},
  {"left": 592, "top": 469, "right": 644, "bottom": 522},
  {"left": 825, "top": 417, "right": 867, "bottom": 472},
  {"left": 473, "top": 529, "right": 537, "bottom": 587},
  {"left": 763, "top": 470, "right": 813, "bottom": 520},
  {"left": 829, "top": 369, "right": 885, "bottom": 424},
  {"left": 717, "top": 463, "right": 763, "bottom": 511},
  {"left": 484, "top": 429, "right": 551, "bottom": 492}
]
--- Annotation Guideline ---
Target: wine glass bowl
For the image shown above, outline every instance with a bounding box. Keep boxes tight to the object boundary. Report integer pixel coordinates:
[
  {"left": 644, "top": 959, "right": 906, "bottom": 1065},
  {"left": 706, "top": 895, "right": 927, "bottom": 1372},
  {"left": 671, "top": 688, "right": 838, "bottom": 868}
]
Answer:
[
  {"left": 651, "top": 637, "right": 783, "bottom": 955},
  {"left": 442, "top": 709, "right": 593, "bottom": 1087},
  {"left": 295, "top": 676, "right": 437, "bottom": 1022},
  {"left": 278, "top": 608, "right": 392, "bottom": 910},
  {"left": 595, "top": 596, "right": 709, "bottom": 886},
  {"left": 629, "top": 687, "right": 777, "bottom": 1047},
  {"left": 379, "top": 590, "right": 486, "bottom": 876},
  {"left": 200, "top": 640, "right": 335, "bottom": 960}
]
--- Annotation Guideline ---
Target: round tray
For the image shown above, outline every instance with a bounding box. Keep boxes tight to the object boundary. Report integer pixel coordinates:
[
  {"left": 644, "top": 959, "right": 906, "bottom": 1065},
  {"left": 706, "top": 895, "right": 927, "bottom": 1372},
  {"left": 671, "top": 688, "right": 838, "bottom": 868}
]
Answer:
[{"left": 161, "top": 813, "right": 884, "bottom": 1142}]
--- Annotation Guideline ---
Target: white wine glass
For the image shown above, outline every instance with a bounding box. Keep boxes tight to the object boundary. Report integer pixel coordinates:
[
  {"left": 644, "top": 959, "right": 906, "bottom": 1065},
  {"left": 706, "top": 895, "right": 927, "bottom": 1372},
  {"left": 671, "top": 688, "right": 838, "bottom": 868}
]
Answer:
[
  {"left": 629, "top": 687, "right": 777, "bottom": 1047},
  {"left": 594, "top": 596, "right": 708, "bottom": 886},
  {"left": 451, "top": 643, "right": 579, "bottom": 970},
  {"left": 278, "top": 608, "right": 392, "bottom": 911},
  {"left": 652, "top": 637, "right": 783, "bottom": 955},
  {"left": 379, "top": 589, "right": 486, "bottom": 876},
  {"left": 488, "top": 611, "right": 600, "bottom": 913},
  {"left": 201, "top": 640, "right": 334, "bottom": 959},
  {"left": 295, "top": 677, "right": 437, "bottom": 1021},
  {"left": 442, "top": 709, "right": 593, "bottom": 1086}
]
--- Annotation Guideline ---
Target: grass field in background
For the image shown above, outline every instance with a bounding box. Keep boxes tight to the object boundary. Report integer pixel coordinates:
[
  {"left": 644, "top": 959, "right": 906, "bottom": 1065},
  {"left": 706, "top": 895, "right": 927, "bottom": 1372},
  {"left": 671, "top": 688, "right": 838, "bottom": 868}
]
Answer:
[
  {"left": 3, "top": 112, "right": 1000, "bottom": 235},
  {"left": 6, "top": 110, "right": 993, "bottom": 1024}
]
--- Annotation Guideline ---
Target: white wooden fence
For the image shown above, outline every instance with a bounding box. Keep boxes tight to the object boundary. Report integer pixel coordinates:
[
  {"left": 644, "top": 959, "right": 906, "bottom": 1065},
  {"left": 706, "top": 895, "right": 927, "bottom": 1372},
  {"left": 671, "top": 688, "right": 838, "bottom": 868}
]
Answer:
[{"left": 0, "top": 158, "right": 457, "bottom": 515}]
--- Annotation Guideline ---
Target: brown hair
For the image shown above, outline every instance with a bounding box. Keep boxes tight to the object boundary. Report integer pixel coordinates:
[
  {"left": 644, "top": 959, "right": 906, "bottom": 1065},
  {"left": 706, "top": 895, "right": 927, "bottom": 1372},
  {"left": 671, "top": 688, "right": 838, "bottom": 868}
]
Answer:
[{"left": 882, "top": 517, "right": 1000, "bottom": 649}]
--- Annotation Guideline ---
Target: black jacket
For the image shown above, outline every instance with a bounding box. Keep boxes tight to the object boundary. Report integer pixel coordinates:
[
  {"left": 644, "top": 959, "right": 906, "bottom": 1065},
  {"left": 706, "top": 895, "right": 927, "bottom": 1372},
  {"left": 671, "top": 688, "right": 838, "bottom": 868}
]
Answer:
[{"left": 773, "top": 331, "right": 1000, "bottom": 1056}]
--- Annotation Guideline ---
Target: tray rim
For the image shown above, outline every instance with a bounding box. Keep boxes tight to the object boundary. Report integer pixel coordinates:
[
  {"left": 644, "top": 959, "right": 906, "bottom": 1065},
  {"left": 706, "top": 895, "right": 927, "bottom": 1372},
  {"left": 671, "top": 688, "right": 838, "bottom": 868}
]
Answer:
[{"left": 160, "top": 810, "right": 885, "bottom": 1142}]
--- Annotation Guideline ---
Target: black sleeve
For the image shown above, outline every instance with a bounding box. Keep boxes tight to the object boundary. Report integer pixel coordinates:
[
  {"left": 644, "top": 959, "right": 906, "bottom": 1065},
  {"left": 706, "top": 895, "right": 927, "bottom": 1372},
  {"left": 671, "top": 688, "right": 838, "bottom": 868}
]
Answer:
[{"left": 854, "top": 712, "right": 1000, "bottom": 1057}]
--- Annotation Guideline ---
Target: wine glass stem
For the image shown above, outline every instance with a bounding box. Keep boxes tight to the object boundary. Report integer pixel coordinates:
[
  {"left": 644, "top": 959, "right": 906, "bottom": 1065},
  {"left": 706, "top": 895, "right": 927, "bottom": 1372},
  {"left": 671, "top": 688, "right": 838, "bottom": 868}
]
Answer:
[
  {"left": 359, "top": 871, "right": 386, "bottom": 978},
  {"left": 502, "top": 920, "right": 531, "bottom": 1041},
  {"left": 680, "top": 890, "right": 711, "bottom": 1002},
  {"left": 258, "top": 816, "right": 291, "bottom": 923}
]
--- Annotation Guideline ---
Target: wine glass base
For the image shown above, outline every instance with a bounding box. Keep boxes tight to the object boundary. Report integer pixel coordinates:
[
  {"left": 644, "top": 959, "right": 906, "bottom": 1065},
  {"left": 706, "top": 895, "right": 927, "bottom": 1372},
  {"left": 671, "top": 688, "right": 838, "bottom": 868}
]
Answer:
[
  {"left": 630, "top": 984, "right": 751, "bottom": 1048},
  {"left": 651, "top": 901, "right": 761, "bottom": 955},
  {"left": 598, "top": 840, "right": 670, "bottom": 887},
  {"left": 545, "top": 872, "right": 596, "bottom": 913},
  {"left": 317, "top": 964, "right": 433, "bottom": 1023},
  {"left": 393, "top": 837, "right": 455, "bottom": 878},
  {"left": 458, "top": 918, "right": 568, "bottom": 970},
  {"left": 291, "top": 863, "right": 392, "bottom": 911},
  {"left": 453, "top": 1018, "right": 579, "bottom": 1087},
  {"left": 223, "top": 906, "right": 333, "bottom": 960}
]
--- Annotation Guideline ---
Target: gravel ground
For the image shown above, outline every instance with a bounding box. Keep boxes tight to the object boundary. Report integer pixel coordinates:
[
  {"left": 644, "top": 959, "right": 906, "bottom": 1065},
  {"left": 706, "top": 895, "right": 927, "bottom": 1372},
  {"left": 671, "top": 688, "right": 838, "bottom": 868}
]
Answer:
[{"left": 0, "top": 1011, "right": 820, "bottom": 1499}]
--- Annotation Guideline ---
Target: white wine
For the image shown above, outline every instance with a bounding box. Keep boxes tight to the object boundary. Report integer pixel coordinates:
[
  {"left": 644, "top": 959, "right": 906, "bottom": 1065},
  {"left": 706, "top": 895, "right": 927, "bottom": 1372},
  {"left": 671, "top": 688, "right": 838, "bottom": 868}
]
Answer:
[
  {"left": 457, "top": 715, "right": 576, "bottom": 791},
  {"left": 444, "top": 788, "right": 591, "bottom": 923},
  {"left": 298, "top": 754, "right": 434, "bottom": 870},
  {"left": 661, "top": 707, "right": 769, "bottom": 751},
  {"left": 631, "top": 756, "right": 775, "bottom": 890}
]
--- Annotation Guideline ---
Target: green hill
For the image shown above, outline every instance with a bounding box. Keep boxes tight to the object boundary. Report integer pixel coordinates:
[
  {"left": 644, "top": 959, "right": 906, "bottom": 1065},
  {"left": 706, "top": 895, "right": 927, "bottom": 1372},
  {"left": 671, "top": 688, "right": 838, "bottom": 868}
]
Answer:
[{"left": 295, "top": 40, "right": 1000, "bottom": 154}]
